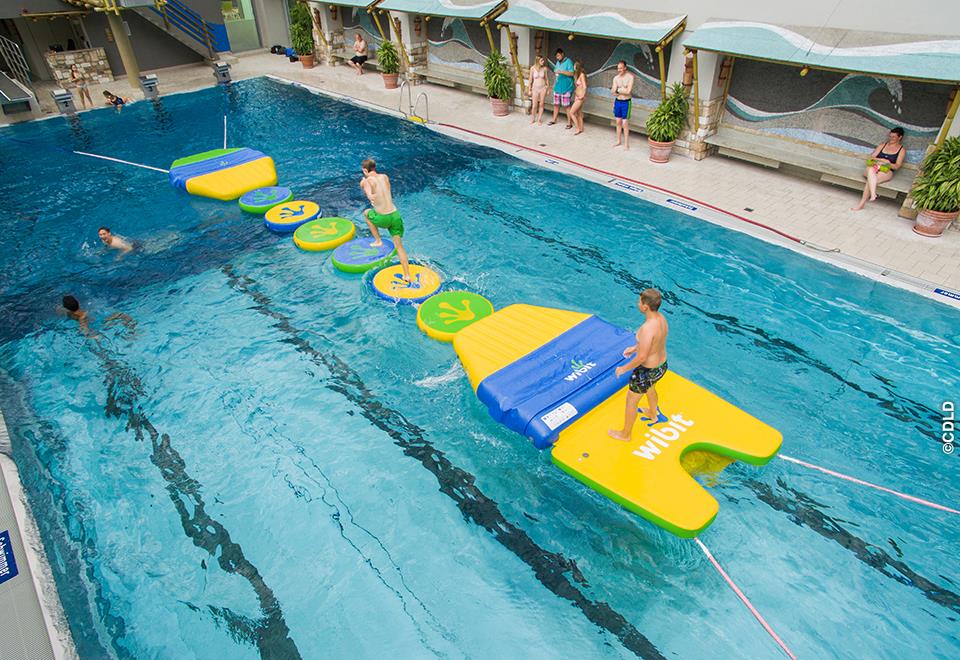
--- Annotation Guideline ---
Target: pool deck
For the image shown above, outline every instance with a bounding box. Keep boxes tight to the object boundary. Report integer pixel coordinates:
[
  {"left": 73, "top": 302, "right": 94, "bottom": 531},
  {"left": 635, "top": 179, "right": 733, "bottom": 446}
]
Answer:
[{"left": 9, "top": 50, "right": 960, "bottom": 302}]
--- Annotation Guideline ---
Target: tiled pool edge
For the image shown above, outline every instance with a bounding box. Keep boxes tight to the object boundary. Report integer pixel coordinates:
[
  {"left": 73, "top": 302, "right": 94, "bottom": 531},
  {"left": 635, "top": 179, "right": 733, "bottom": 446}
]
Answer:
[
  {"left": 267, "top": 74, "right": 960, "bottom": 310},
  {"left": 0, "top": 412, "right": 77, "bottom": 660}
]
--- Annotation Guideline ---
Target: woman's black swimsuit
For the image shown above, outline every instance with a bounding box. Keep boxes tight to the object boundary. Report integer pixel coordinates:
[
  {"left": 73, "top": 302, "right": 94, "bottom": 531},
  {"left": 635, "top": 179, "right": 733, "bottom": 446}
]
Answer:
[{"left": 877, "top": 144, "right": 902, "bottom": 165}]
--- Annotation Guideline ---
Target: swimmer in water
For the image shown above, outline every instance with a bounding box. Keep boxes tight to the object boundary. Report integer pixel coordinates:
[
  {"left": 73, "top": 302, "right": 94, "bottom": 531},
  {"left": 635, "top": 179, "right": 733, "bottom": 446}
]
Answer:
[
  {"left": 360, "top": 158, "right": 410, "bottom": 281},
  {"left": 62, "top": 295, "right": 90, "bottom": 335},
  {"left": 609, "top": 289, "right": 669, "bottom": 441},
  {"left": 98, "top": 226, "right": 133, "bottom": 257}
]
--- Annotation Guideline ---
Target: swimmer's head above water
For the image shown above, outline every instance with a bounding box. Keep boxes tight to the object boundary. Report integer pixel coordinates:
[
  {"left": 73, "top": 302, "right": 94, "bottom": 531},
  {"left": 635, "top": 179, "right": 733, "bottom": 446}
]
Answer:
[
  {"left": 361, "top": 158, "right": 377, "bottom": 175},
  {"left": 62, "top": 295, "right": 80, "bottom": 313},
  {"left": 98, "top": 226, "right": 113, "bottom": 244}
]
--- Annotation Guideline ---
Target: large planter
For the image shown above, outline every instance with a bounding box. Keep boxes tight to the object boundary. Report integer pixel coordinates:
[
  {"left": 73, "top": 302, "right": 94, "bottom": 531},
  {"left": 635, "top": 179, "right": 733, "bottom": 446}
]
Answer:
[
  {"left": 299, "top": 54, "right": 315, "bottom": 69},
  {"left": 382, "top": 73, "right": 400, "bottom": 89},
  {"left": 648, "top": 138, "right": 675, "bottom": 163},
  {"left": 913, "top": 208, "right": 959, "bottom": 237},
  {"left": 490, "top": 97, "right": 511, "bottom": 116}
]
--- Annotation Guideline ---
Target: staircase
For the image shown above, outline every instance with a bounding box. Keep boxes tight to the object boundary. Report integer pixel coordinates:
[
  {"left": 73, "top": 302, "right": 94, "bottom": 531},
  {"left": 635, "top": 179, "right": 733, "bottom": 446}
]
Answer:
[
  {"left": 136, "top": 0, "right": 231, "bottom": 61},
  {"left": 0, "top": 34, "right": 36, "bottom": 115}
]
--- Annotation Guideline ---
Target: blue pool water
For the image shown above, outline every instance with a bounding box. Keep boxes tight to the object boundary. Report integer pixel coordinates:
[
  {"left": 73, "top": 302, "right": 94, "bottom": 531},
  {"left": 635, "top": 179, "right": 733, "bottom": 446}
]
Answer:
[{"left": 1, "top": 77, "right": 958, "bottom": 659}]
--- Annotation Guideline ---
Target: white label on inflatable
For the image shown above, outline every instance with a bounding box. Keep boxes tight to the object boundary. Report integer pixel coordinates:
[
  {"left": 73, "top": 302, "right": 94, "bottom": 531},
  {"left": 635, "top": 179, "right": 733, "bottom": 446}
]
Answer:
[{"left": 541, "top": 403, "right": 578, "bottom": 431}]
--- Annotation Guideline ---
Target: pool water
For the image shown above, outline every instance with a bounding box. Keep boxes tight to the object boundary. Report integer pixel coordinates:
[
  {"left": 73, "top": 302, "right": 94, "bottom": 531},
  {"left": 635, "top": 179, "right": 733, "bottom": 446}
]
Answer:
[{"left": 0, "top": 77, "right": 957, "bottom": 659}]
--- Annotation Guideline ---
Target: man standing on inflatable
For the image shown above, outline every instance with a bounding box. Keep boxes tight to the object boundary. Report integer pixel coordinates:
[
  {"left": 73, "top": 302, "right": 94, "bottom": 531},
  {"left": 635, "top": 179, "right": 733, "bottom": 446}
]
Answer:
[
  {"left": 609, "top": 289, "right": 669, "bottom": 441},
  {"left": 361, "top": 158, "right": 411, "bottom": 282}
]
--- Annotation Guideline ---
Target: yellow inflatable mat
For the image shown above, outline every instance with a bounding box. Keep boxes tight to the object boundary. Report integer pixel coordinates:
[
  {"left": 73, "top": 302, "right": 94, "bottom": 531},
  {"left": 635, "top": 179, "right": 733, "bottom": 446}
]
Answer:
[{"left": 454, "top": 304, "right": 782, "bottom": 538}]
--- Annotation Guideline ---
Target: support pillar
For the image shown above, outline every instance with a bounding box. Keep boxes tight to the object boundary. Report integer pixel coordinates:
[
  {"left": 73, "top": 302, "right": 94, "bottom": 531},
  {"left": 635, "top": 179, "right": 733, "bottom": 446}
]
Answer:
[
  {"left": 106, "top": 12, "right": 140, "bottom": 90},
  {"left": 395, "top": 11, "right": 427, "bottom": 79},
  {"left": 308, "top": 2, "right": 340, "bottom": 64},
  {"left": 673, "top": 49, "right": 728, "bottom": 161}
]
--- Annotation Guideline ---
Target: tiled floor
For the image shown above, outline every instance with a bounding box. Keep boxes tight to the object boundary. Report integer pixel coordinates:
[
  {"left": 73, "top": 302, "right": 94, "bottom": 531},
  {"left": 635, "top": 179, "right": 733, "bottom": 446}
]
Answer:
[{"left": 11, "top": 50, "right": 960, "bottom": 296}]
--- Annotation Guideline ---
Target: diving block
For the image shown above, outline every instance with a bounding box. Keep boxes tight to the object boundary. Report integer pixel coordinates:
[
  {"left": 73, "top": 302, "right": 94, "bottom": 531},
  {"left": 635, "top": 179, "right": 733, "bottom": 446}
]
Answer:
[
  {"left": 454, "top": 304, "right": 782, "bottom": 538},
  {"left": 169, "top": 148, "right": 277, "bottom": 200}
]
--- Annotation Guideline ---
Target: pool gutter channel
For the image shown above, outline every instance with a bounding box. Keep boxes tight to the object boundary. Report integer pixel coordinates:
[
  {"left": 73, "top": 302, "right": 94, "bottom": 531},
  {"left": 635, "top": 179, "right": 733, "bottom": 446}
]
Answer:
[
  {"left": 266, "top": 74, "right": 959, "bottom": 310},
  {"left": 0, "top": 411, "right": 78, "bottom": 659}
]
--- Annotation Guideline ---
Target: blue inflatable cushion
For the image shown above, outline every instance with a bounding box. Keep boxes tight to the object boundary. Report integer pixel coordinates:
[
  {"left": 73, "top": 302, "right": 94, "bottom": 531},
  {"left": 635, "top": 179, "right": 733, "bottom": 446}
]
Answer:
[{"left": 476, "top": 315, "right": 634, "bottom": 449}]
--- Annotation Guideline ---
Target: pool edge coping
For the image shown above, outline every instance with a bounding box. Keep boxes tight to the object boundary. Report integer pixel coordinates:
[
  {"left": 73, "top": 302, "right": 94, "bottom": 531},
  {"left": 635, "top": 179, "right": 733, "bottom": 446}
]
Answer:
[{"left": 0, "top": 411, "right": 78, "bottom": 660}]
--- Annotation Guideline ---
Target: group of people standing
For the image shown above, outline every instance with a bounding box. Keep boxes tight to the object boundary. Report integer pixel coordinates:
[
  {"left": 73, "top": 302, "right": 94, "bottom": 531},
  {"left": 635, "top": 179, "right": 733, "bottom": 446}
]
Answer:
[{"left": 526, "top": 49, "right": 636, "bottom": 149}]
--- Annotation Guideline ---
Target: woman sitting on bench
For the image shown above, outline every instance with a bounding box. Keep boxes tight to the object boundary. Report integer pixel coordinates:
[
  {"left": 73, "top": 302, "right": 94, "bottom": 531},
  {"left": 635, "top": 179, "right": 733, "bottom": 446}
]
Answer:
[{"left": 852, "top": 127, "right": 905, "bottom": 211}]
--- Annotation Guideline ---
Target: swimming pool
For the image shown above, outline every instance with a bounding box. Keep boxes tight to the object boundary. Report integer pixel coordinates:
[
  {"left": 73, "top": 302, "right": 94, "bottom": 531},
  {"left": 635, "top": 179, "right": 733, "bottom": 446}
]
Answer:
[{"left": 0, "top": 76, "right": 957, "bottom": 658}]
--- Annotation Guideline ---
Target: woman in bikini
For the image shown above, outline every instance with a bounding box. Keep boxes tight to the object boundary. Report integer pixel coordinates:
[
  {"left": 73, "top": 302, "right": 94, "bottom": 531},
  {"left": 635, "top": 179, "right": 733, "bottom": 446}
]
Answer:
[
  {"left": 70, "top": 64, "right": 93, "bottom": 110},
  {"left": 570, "top": 61, "right": 587, "bottom": 135},
  {"left": 852, "top": 127, "right": 906, "bottom": 211},
  {"left": 527, "top": 56, "right": 548, "bottom": 125}
]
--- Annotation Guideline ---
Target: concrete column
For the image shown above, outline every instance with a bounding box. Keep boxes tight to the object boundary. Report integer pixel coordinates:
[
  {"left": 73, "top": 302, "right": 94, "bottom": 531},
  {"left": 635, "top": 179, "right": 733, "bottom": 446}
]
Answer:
[
  {"left": 307, "top": 1, "right": 336, "bottom": 63},
  {"left": 106, "top": 12, "right": 140, "bottom": 90}
]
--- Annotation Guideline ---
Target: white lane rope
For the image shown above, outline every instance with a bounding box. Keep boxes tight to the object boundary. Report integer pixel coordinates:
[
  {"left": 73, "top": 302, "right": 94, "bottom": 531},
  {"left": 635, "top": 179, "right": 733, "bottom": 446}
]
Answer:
[
  {"left": 72, "top": 151, "right": 169, "bottom": 173},
  {"left": 779, "top": 454, "right": 959, "bottom": 515},
  {"left": 695, "top": 538, "right": 797, "bottom": 659}
]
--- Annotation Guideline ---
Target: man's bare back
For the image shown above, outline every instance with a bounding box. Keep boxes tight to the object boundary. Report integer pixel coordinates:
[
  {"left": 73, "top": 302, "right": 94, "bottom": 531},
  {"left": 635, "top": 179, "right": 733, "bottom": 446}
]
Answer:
[
  {"left": 360, "top": 172, "right": 396, "bottom": 215},
  {"left": 636, "top": 312, "right": 668, "bottom": 368}
]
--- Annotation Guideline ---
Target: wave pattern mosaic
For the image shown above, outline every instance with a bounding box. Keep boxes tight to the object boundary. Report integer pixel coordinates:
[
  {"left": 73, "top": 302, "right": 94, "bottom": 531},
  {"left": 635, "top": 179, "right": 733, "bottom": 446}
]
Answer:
[
  {"left": 428, "top": 17, "right": 492, "bottom": 72},
  {"left": 342, "top": 7, "right": 382, "bottom": 52},
  {"left": 723, "top": 59, "right": 954, "bottom": 164}
]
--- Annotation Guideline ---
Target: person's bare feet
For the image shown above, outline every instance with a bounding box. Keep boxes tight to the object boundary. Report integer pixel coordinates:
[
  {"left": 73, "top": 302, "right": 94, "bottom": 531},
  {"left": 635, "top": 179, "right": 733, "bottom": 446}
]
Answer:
[
  {"left": 613, "top": 141, "right": 622, "bottom": 148},
  {"left": 869, "top": 193, "right": 877, "bottom": 202},
  {"left": 575, "top": 130, "right": 583, "bottom": 135},
  {"left": 608, "top": 429, "right": 631, "bottom": 441},
  {"left": 851, "top": 203, "right": 865, "bottom": 211},
  {"left": 370, "top": 240, "right": 383, "bottom": 247}
]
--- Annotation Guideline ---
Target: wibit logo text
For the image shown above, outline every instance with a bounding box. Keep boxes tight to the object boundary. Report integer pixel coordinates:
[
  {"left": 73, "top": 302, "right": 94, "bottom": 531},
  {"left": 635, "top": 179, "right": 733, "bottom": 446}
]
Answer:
[
  {"left": 632, "top": 414, "right": 695, "bottom": 460},
  {"left": 565, "top": 359, "right": 597, "bottom": 381}
]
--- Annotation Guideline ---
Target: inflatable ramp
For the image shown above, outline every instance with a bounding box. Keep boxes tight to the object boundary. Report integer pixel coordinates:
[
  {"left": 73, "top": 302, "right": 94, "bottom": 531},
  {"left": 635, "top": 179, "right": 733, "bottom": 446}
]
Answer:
[
  {"left": 169, "top": 148, "right": 277, "bottom": 200},
  {"left": 454, "top": 304, "right": 782, "bottom": 538}
]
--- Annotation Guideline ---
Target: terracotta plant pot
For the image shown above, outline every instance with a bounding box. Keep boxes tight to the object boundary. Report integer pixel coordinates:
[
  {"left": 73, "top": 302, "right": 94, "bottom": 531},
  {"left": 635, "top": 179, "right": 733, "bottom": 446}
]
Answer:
[
  {"left": 490, "top": 97, "right": 511, "bottom": 117},
  {"left": 913, "top": 208, "right": 959, "bottom": 237},
  {"left": 299, "top": 54, "right": 315, "bottom": 69},
  {"left": 647, "top": 138, "right": 675, "bottom": 163},
  {"left": 382, "top": 73, "right": 400, "bottom": 89}
]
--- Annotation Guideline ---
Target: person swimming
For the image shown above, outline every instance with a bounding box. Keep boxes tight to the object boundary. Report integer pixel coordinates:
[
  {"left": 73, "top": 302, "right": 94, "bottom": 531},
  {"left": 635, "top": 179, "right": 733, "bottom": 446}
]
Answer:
[
  {"left": 98, "top": 226, "right": 133, "bottom": 257},
  {"left": 62, "top": 295, "right": 90, "bottom": 335},
  {"left": 360, "top": 158, "right": 410, "bottom": 282},
  {"left": 609, "top": 289, "right": 669, "bottom": 441},
  {"left": 103, "top": 90, "right": 126, "bottom": 110}
]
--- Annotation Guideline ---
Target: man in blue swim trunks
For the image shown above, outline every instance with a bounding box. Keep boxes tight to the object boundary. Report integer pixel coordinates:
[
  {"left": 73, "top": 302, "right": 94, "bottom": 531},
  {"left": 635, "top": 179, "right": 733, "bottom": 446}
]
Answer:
[
  {"left": 610, "top": 289, "right": 669, "bottom": 441},
  {"left": 610, "top": 60, "right": 635, "bottom": 149},
  {"left": 360, "top": 158, "right": 410, "bottom": 281},
  {"left": 548, "top": 48, "right": 575, "bottom": 128}
]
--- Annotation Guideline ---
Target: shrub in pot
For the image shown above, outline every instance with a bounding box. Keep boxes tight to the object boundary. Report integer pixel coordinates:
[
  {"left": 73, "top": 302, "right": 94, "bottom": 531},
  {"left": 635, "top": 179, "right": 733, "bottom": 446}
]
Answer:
[
  {"left": 289, "top": 2, "right": 315, "bottom": 69},
  {"left": 377, "top": 40, "right": 401, "bottom": 89},
  {"left": 910, "top": 136, "right": 960, "bottom": 237},
  {"left": 645, "top": 82, "right": 689, "bottom": 163},
  {"left": 483, "top": 52, "right": 513, "bottom": 116}
]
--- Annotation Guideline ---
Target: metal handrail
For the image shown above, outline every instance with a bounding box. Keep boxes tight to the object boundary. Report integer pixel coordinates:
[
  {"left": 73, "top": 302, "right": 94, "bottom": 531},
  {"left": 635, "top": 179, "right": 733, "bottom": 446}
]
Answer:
[
  {"left": 398, "top": 78, "right": 412, "bottom": 115},
  {"left": 0, "top": 35, "right": 32, "bottom": 90},
  {"left": 413, "top": 92, "right": 428, "bottom": 122},
  {"left": 150, "top": 0, "right": 216, "bottom": 59}
]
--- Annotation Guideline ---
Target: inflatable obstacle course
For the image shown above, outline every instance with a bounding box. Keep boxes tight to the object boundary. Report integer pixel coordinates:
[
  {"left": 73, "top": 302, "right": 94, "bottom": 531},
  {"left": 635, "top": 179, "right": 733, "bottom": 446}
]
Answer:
[
  {"left": 264, "top": 200, "right": 320, "bottom": 232},
  {"left": 239, "top": 186, "right": 293, "bottom": 214},
  {"left": 370, "top": 264, "right": 442, "bottom": 304},
  {"left": 293, "top": 217, "right": 356, "bottom": 251},
  {"left": 169, "top": 148, "right": 277, "bottom": 200},
  {"left": 453, "top": 304, "right": 782, "bottom": 538},
  {"left": 332, "top": 238, "right": 397, "bottom": 273},
  {"left": 417, "top": 291, "right": 494, "bottom": 342}
]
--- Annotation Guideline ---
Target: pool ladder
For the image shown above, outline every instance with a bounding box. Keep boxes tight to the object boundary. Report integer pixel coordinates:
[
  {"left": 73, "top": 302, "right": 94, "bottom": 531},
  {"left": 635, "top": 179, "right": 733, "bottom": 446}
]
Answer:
[{"left": 398, "top": 79, "right": 429, "bottom": 123}]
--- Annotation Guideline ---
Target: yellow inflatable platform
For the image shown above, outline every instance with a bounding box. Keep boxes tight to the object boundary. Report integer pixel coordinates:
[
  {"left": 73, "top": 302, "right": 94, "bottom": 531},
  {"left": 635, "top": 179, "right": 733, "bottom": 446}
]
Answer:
[
  {"left": 169, "top": 148, "right": 277, "bottom": 201},
  {"left": 453, "top": 304, "right": 782, "bottom": 538}
]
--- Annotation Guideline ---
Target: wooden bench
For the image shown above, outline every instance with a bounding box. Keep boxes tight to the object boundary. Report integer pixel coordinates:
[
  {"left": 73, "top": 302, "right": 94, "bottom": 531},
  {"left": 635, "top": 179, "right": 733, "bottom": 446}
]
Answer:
[
  {"left": 706, "top": 127, "right": 917, "bottom": 199},
  {"left": 418, "top": 63, "right": 487, "bottom": 95},
  {"left": 543, "top": 94, "right": 652, "bottom": 134}
]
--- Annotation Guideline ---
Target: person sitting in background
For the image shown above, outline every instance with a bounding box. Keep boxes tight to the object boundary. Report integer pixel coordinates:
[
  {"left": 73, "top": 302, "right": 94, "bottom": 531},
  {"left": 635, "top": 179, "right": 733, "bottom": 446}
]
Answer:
[
  {"left": 570, "top": 60, "right": 587, "bottom": 135},
  {"left": 98, "top": 226, "right": 133, "bottom": 257},
  {"left": 852, "top": 127, "right": 906, "bottom": 211},
  {"left": 62, "top": 295, "right": 90, "bottom": 334},
  {"left": 527, "top": 55, "right": 549, "bottom": 125},
  {"left": 103, "top": 90, "right": 125, "bottom": 110},
  {"left": 548, "top": 48, "right": 575, "bottom": 128},
  {"left": 349, "top": 34, "right": 369, "bottom": 75},
  {"left": 70, "top": 64, "right": 93, "bottom": 110}
]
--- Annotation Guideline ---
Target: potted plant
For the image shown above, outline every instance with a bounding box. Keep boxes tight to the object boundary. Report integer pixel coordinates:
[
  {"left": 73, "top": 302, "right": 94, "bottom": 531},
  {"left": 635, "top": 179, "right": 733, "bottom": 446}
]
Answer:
[
  {"left": 377, "top": 40, "right": 401, "bottom": 89},
  {"left": 645, "top": 82, "right": 689, "bottom": 163},
  {"left": 289, "top": 2, "right": 315, "bottom": 69},
  {"left": 910, "top": 136, "right": 960, "bottom": 237},
  {"left": 483, "top": 52, "right": 513, "bottom": 116}
]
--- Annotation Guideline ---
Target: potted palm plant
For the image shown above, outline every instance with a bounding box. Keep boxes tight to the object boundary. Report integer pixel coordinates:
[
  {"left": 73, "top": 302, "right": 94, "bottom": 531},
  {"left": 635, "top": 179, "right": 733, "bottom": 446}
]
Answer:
[
  {"left": 377, "top": 40, "right": 401, "bottom": 89},
  {"left": 289, "top": 2, "right": 315, "bottom": 69},
  {"left": 645, "top": 82, "right": 689, "bottom": 163},
  {"left": 910, "top": 137, "right": 960, "bottom": 237},
  {"left": 484, "top": 52, "right": 513, "bottom": 116}
]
